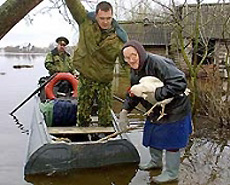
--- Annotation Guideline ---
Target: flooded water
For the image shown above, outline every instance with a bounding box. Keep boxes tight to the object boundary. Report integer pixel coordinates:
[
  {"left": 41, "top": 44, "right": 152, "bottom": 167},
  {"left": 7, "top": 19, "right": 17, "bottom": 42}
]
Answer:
[
  {"left": 1, "top": 53, "right": 230, "bottom": 185},
  {"left": 0, "top": 53, "right": 48, "bottom": 185}
]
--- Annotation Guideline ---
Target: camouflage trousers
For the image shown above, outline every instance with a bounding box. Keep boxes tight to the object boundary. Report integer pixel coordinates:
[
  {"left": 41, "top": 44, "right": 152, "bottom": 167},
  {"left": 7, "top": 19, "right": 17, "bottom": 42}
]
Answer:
[{"left": 77, "top": 75, "right": 112, "bottom": 127}]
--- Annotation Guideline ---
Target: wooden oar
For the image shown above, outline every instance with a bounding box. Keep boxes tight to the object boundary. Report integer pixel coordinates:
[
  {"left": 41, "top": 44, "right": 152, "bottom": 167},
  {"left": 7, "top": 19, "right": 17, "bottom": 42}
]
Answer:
[
  {"left": 113, "top": 95, "right": 145, "bottom": 113},
  {"left": 9, "top": 73, "right": 57, "bottom": 115},
  {"left": 97, "top": 125, "right": 141, "bottom": 143}
]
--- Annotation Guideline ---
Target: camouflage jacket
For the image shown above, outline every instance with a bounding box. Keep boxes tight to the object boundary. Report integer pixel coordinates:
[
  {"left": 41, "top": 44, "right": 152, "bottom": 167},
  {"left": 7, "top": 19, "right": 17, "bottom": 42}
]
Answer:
[
  {"left": 44, "top": 48, "right": 74, "bottom": 75},
  {"left": 65, "top": 0, "right": 128, "bottom": 83}
]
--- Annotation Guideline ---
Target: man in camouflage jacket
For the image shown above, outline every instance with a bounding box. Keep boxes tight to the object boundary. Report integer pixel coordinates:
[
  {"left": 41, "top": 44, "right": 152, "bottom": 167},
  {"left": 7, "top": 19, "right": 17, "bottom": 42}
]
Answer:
[
  {"left": 45, "top": 36, "right": 75, "bottom": 75},
  {"left": 65, "top": 0, "right": 128, "bottom": 127}
]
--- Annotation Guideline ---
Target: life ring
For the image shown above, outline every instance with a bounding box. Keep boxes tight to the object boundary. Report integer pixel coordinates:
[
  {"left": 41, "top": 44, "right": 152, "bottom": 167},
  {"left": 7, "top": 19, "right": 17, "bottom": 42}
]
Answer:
[{"left": 45, "top": 73, "right": 78, "bottom": 99}]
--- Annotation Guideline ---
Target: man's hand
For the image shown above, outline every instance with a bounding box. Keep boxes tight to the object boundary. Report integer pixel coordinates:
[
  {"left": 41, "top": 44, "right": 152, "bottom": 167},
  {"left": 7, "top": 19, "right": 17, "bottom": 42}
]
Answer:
[
  {"left": 73, "top": 70, "right": 80, "bottom": 77},
  {"left": 119, "top": 109, "right": 129, "bottom": 131}
]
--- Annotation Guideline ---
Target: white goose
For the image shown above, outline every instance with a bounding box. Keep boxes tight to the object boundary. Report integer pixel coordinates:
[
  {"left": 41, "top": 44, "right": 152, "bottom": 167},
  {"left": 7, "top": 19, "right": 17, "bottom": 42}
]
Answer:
[{"left": 130, "top": 76, "right": 190, "bottom": 121}]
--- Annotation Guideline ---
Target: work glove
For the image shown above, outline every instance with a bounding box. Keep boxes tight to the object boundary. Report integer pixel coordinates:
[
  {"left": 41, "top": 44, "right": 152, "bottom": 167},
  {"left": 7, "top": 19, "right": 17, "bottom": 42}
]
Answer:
[
  {"left": 119, "top": 109, "right": 129, "bottom": 131},
  {"left": 73, "top": 69, "right": 80, "bottom": 77}
]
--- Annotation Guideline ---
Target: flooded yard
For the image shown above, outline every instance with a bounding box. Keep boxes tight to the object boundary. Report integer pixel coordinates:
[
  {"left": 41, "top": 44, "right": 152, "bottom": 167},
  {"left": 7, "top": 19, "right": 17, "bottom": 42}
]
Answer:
[
  {"left": 1, "top": 53, "right": 230, "bottom": 185},
  {"left": 24, "top": 123, "right": 230, "bottom": 185}
]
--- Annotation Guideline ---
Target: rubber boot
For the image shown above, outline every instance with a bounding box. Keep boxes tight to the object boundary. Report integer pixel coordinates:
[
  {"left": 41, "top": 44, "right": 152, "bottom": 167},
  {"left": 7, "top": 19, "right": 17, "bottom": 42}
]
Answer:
[
  {"left": 139, "top": 147, "right": 162, "bottom": 170},
  {"left": 152, "top": 150, "right": 180, "bottom": 184}
]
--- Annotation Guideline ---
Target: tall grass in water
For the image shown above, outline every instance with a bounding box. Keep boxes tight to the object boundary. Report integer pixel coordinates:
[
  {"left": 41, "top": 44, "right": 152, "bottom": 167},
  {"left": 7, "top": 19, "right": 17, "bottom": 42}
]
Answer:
[{"left": 196, "top": 74, "right": 230, "bottom": 128}]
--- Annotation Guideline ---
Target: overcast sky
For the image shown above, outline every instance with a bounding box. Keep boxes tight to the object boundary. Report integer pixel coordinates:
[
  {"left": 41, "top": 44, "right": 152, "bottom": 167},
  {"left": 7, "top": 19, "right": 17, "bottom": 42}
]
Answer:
[
  {"left": 0, "top": 0, "right": 87, "bottom": 47},
  {"left": 0, "top": 0, "right": 224, "bottom": 48}
]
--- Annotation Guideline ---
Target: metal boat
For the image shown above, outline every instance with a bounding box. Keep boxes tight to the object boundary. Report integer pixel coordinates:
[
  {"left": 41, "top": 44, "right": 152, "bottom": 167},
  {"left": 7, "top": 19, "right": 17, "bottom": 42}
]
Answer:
[{"left": 24, "top": 94, "right": 140, "bottom": 175}]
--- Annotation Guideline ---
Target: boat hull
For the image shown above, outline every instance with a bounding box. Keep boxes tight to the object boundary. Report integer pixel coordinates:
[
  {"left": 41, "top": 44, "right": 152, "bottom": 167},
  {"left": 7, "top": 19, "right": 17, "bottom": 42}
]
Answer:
[{"left": 24, "top": 139, "right": 140, "bottom": 175}]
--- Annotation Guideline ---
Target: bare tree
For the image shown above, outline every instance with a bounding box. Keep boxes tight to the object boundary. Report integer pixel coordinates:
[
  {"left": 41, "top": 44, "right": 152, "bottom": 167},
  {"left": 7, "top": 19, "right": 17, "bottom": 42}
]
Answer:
[
  {"left": 151, "top": 0, "right": 230, "bottom": 117},
  {"left": 199, "top": 3, "right": 230, "bottom": 127}
]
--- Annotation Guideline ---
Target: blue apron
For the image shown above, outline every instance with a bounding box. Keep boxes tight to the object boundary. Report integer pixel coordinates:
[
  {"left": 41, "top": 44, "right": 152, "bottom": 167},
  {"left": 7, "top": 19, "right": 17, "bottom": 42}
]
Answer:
[{"left": 143, "top": 113, "right": 192, "bottom": 150}]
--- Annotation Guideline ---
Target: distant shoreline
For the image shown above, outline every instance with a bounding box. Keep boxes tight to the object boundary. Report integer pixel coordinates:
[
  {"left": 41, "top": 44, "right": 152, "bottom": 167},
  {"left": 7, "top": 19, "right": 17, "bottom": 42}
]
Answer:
[{"left": 0, "top": 52, "right": 46, "bottom": 55}]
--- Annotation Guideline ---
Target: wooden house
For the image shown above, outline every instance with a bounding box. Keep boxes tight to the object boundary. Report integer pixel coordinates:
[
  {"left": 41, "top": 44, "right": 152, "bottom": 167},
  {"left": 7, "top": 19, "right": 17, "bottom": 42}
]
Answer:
[
  {"left": 120, "top": 20, "right": 171, "bottom": 57},
  {"left": 120, "top": 3, "right": 230, "bottom": 78},
  {"left": 178, "top": 3, "right": 230, "bottom": 77}
]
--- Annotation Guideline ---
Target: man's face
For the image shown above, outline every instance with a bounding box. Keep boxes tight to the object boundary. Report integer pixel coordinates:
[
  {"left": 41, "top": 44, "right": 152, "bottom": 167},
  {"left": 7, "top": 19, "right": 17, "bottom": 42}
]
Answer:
[
  {"left": 57, "top": 41, "right": 66, "bottom": 52},
  {"left": 96, "top": 9, "right": 113, "bottom": 30},
  {"left": 123, "top": 47, "right": 139, "bottom": 69}
]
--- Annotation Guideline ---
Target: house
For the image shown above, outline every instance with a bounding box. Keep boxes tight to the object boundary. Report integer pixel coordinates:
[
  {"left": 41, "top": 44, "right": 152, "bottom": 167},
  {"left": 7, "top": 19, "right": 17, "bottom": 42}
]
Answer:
[
  {"left": 120, "top": 3, "right": 230, "bottom": 78},
  {"left": 120, "top": 19, "right": 172, "bottom": 57},
  {"left": 178, "top": 3, "right": 230, "bottom": 77}
]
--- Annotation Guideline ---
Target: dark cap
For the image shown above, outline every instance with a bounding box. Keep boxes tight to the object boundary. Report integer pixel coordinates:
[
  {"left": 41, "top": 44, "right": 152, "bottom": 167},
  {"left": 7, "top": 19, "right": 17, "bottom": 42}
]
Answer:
[{"left": 56, "top": 36, "right": 69, "bottom": 45}]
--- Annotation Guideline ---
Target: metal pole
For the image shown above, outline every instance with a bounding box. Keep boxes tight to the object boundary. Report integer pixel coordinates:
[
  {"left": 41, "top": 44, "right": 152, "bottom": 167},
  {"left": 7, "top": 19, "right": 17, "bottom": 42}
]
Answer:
[{"left": 9, "top": 73, "right": 57, "bottom": 115}]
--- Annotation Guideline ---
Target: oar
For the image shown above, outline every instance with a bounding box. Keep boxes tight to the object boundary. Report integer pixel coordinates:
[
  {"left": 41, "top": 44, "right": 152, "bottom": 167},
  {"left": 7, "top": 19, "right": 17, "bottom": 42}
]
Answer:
[
  {"left": 96, "top": 125, "right": 142, "bottom": 143},
  {"left": 9, "top": 73, "right": 57, "bottom": 115},
  {"left": 113, "top": 95, "right": 145, "bottom": 113}
]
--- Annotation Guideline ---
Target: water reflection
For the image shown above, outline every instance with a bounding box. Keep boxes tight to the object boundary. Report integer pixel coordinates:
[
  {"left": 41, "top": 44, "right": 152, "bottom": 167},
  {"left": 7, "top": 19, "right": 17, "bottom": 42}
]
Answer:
[
  {"left": 10, "top": 114, "right": 29, "bottom": 135},
  {"left": 25, "top": 163, "right": 139, "bottom": 185},
  {"left": 1, "top": 52, "right": 45, "bottom": 61},
  {"left": 181, "top": 136, "right": 230, "bottom": 185}
]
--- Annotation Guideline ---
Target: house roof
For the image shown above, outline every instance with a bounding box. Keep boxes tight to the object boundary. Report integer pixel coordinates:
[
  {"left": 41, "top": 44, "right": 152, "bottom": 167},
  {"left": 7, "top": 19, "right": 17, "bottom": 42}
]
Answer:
[
  {"left": 120, "top": 2, "right": 230, "bottom": 43},
  {"left": 120, "top": 22, "right": 172, "bottom": 46}
]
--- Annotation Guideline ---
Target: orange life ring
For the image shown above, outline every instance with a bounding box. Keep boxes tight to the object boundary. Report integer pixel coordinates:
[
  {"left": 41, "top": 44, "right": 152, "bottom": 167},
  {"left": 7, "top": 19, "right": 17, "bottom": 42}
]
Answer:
[{"left": 45, "top": 73, "right": 78, "bottom": 99}]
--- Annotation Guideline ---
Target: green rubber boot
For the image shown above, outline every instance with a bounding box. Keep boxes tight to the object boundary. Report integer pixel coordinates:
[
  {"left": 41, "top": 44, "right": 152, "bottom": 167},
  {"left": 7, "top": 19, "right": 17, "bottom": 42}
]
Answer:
[
  {"left": 152, "top": 150, "right": 180, "bottom": 184},
  {"left": 139, "top": 147, "right": 162, "bottom": 170}
]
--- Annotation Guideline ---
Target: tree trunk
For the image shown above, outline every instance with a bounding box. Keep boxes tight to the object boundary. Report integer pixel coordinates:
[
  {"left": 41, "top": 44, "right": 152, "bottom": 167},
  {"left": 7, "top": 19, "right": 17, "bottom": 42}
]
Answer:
[{"left": 0, "top": 0, "right": 43, "bottom": 40}]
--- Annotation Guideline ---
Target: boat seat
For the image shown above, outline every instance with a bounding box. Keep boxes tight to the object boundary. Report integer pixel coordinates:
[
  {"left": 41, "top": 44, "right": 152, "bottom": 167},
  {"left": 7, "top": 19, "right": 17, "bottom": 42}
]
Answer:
[{"left": 48, "top": 126, "right": 115, "bottom": 135}]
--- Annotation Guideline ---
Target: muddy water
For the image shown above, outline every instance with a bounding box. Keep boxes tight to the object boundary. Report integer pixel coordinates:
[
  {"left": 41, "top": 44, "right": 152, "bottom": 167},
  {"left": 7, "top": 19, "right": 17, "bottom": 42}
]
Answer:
[
  {"left": 25, "top": 130, "right": 230, "bottom": 185},
  {"left": 1, "top": 53, "right": 230, "bottom": 185}
]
